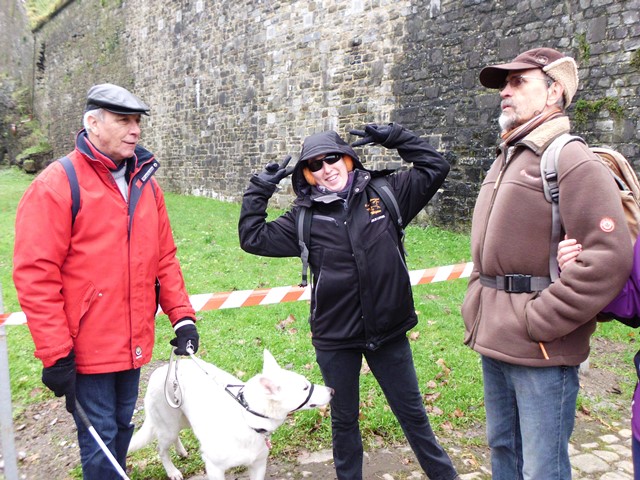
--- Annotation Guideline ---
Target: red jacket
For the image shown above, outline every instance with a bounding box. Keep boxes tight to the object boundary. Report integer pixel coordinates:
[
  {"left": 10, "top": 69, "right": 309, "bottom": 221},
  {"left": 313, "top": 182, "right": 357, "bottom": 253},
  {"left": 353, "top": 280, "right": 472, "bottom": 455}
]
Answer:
[{"left": 13, "top": 130, "right": 195, "bottom": 374}]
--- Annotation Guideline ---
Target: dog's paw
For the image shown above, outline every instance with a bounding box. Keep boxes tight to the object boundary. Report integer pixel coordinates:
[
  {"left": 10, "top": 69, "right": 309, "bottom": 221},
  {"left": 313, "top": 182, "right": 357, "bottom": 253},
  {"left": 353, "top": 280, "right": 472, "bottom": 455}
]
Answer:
[
  {"left": 162, "top": 462, "right": 184, "bottom": 480},
  {"left": 167, "top": 469, "right": 184, "bottom": 480}
]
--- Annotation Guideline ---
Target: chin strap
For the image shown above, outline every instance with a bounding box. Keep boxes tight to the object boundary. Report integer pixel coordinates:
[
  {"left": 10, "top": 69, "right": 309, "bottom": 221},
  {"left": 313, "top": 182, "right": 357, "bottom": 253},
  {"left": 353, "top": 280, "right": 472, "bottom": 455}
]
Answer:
[{"left": 291, "top": 382, "right": 315, "bottom": 412}]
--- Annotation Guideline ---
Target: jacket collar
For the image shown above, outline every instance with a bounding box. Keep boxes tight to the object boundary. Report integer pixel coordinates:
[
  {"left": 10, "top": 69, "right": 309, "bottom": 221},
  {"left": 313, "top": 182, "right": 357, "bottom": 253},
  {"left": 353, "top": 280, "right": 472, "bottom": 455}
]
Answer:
[
  {"left": 75, "top": 129, "right": 156, "bottom": 172},
  {"left": 519, "top": 115, "right": 571, "bottom": 155},
  {"left": 497, "top": 116, "right": 571, "bottom": 158}
]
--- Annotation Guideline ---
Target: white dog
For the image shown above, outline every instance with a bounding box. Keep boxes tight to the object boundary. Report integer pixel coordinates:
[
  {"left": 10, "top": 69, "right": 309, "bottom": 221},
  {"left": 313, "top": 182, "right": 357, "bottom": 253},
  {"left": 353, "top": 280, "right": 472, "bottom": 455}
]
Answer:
[{"left": 128, "top": 349, "right": 334, "bottom": 480}]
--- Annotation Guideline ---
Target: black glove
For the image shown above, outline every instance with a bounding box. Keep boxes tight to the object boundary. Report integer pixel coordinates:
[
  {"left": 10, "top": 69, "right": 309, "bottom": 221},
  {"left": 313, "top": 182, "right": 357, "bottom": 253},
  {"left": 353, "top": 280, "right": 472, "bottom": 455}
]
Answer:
[
  {"left": 170, "top": 322, "right": 199, "bottom": 355},
  {"left": 256, "top": 155, "right": 294, "bottom": 184},
  {"left": 350, "top": 123, "right": 404, "bottom": 148},
  {"left": 42, "top": 350, "right": 76, "bottom": 413}
]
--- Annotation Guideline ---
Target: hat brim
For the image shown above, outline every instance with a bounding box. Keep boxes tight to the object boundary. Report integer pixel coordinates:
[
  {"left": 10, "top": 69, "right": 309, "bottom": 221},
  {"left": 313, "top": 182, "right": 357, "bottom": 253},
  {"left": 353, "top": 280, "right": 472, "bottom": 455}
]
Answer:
[
  {"left": 85, "top": 101, "right": 150, "bottom": 116},
  {"left": 479, "top": 61, "right": 542, "bottom": 88}
]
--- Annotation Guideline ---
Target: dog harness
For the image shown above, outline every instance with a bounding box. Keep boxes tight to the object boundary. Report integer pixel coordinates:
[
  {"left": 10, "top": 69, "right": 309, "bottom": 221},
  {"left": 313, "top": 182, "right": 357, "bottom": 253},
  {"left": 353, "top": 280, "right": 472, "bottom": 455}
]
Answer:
[
  {"left": 225, "top": 381, "right": 316, "bottom": 422},
  {"left": 165, "top": 351, "right": 316, "bottom": 436}
]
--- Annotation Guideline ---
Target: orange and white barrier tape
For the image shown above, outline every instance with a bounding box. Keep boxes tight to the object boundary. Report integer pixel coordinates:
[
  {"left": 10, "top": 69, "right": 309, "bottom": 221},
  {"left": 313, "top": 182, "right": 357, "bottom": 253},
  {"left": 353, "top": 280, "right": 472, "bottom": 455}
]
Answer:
[
  {"left": 0, "top": 262, "right": 474, "bottom": 326},
  {"left": 0, "top": 312, "right": 26, "bottom": 327}
]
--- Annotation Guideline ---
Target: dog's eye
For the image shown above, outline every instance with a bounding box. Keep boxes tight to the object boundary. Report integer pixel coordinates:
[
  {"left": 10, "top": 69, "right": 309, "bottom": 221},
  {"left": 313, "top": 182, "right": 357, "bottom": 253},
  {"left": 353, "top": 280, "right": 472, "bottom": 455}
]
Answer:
[{"left": 303, "top": 385, "right": 309, "bottom": 391}]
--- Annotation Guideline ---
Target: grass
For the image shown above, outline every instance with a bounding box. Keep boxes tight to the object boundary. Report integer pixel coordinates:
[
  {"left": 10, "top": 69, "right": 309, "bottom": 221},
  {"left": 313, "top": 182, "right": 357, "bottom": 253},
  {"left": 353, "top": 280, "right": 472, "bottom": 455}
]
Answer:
[
  {"left": 1, "top": 166, "right": 637, "bottom": 478},
  {"left": 23, "top": 0, "right": 70, "bottom": 30}
]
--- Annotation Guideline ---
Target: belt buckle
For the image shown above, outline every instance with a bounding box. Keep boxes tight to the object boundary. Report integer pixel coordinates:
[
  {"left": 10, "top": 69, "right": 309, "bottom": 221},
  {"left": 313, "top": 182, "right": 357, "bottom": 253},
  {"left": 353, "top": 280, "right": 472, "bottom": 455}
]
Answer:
[{"left": 505, "top": 274, "right": 532, "bottom": 293}]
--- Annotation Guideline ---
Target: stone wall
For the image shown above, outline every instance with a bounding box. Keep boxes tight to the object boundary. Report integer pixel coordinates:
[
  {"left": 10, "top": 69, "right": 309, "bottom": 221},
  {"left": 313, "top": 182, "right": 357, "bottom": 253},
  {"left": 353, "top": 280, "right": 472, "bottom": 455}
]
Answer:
[
  {"left": 0, "top": 0, "right": 33, "bottom": 166},
  {"left": 25, "top": 0, "right": 640, "bottom": 230},
  {"left": 0, "top": 0, "right": 32, "bottom": 82}
]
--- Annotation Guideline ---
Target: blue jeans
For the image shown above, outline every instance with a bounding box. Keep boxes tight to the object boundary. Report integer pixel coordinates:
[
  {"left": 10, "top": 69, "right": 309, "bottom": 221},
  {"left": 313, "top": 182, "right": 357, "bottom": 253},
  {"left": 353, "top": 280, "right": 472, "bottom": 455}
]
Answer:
[
  {"left": 481, "top": 355, "right": 579, "bottom": 480},
  {"left": 316, "top": 337, "right": 458, "bottom": 480},
  {"left": 72, "top": 368, "right": 141, "bottom": 480}
]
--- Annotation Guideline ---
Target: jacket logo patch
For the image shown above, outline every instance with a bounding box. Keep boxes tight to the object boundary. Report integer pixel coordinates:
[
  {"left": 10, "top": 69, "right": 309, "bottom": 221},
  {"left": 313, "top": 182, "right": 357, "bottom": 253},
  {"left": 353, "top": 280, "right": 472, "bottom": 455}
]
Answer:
[
  {"left": 600, "top": 217, "right": 615, "bottom": 233},
  {"left": 366, "top": 197, "right": 383, "bottom": 215}
]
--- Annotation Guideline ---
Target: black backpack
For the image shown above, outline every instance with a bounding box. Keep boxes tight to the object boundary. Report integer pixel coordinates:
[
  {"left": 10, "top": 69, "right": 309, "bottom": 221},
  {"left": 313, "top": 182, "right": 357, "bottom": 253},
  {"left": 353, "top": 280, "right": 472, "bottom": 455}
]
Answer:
[
  {"left": 58, "top": 156, "right": 81, "bottom": 226},
  {"left": 58, "top": 156, "right": 158, "bottom": 227},
  {"left": 296, "top": 176, "right": 405, "bottom": 287}
]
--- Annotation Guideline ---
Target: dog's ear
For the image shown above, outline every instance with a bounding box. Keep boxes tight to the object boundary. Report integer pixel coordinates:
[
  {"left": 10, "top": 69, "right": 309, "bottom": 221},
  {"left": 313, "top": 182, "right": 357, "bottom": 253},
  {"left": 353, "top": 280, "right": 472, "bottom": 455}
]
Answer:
[
  {"left": 259, "top": 376, "right": 281, "bottom": 397},
  {"left": 262, "top": 349, "right": 280, "bottom": 373}
]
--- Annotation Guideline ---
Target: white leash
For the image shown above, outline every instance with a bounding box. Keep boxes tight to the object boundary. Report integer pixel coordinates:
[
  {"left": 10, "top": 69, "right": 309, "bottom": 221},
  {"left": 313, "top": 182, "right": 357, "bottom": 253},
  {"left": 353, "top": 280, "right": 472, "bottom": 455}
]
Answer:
[
  {"left": 164, "top": 345, "right": 216, "bottom": 409},
  {"left": 187, "top": 347, "right": 213, "bottom": 372},
  {"left": 164, "top": 349, "right": 183, "bottom": 408}
]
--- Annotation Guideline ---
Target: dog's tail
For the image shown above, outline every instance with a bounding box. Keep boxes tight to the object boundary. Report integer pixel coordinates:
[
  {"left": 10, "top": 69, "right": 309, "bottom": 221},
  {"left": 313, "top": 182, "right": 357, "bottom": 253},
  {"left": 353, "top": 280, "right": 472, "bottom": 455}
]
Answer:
[{"left": 127, "top": 417, "right": 155, "bottom": 453}]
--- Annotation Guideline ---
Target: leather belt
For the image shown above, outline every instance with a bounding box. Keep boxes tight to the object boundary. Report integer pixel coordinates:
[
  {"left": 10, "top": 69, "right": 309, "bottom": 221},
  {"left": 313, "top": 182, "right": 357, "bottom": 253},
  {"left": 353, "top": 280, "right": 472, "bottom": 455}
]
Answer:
[{"left": 479, "top": 273, "right": 552, "bottom": 293}]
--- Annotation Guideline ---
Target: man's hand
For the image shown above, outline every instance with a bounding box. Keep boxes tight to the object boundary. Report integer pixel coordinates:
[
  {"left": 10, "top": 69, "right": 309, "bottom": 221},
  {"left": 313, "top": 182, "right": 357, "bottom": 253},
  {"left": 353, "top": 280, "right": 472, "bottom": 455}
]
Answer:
[
  {"left": 256, "top": 155, "right": 294, "bottom": 184},
  {"left": 42, "top": 351, "right": 76, "bottom": 413},
  {"left": 170, "top": 321, "right": 199, "bottom": 355}
]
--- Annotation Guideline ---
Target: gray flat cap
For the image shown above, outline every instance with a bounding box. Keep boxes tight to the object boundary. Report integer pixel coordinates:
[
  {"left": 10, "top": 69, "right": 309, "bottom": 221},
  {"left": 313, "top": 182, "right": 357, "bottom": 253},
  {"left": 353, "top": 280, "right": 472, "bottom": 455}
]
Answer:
[{"left": 85, "top": 83, "right": 150, "bottom": 115}]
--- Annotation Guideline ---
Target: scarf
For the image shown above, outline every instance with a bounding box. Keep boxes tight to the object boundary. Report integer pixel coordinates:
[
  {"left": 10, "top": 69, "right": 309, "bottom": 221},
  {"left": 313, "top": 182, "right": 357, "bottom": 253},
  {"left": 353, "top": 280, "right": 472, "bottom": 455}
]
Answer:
[
  {"left": 315, "top": 171, "right": 355, "bottom": 196},
  {"left": 110, "top": 161, "right": 129, "bottom": 201},
  {"left": 500, "top": 107, "right": 563, "bottom": 147}
]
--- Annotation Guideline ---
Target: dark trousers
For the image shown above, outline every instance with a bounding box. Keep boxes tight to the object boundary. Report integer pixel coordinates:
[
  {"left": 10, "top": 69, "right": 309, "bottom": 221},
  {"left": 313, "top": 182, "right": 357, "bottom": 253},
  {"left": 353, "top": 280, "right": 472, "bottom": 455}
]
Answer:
[
  {"left": 72, "top": 368, "right": 140, "bottom": 479},
  {"left": 315, "top": 336, "right": 458, "bottom": 480}
]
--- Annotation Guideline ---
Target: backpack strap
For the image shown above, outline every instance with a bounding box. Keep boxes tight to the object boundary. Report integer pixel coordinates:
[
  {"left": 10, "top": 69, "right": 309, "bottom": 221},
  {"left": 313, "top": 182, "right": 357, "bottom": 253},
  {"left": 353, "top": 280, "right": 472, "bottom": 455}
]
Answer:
[
  {"left": 296, "top": 206, "right": 313, "bottom": 287},
  {"left": 368, "top": 177, "right": 407, "bottom": 258},
  {"left": 295, "top": 177, "right": 405, "bottom": 287},
  {"left": 540, "top": 134, "right": 586, "bottom": 281},
  {"left": 58, "top": 156, "right": 80, "bottom": 227}
]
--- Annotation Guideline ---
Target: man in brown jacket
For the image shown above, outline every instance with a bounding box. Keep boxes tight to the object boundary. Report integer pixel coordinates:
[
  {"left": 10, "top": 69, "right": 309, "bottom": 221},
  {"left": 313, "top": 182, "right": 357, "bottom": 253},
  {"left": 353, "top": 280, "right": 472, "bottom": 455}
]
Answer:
[{"left": 461, "top": 47, "right": 632, "bottom": 479}]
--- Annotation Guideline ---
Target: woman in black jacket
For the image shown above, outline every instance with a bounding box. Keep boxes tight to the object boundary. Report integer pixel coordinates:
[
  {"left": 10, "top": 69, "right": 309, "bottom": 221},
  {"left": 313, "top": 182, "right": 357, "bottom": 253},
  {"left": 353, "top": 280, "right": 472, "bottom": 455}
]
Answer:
[{"left": 238, "top": 123, "right": 459, "bottom": 480}]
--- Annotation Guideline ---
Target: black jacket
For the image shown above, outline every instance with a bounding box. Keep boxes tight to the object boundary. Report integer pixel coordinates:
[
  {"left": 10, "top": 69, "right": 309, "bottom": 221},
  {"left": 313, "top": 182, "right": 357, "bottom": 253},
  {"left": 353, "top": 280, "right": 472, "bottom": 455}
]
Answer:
[{"left": 238, "top": 126, "right": 449, "bottom": 351}]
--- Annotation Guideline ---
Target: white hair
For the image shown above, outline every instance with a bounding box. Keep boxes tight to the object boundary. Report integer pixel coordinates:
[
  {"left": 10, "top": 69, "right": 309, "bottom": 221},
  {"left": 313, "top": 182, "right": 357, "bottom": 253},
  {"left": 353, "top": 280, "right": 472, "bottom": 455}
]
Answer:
[{"left": 83, "top": 108, "right": 105, "bottom": 132}]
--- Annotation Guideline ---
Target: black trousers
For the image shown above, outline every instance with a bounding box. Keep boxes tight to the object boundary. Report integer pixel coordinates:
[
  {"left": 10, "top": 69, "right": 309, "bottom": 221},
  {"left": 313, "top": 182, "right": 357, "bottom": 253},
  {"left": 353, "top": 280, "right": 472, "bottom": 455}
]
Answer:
[{"left": 315, "top": 336, "right": 458, "bottom": 480}]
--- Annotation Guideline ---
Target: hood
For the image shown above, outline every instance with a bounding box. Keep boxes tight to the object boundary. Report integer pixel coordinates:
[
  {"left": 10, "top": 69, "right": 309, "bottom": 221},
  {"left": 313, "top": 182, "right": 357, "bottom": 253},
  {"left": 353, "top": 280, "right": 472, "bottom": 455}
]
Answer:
[{"left": 292, "top": 130, "right": 364, "bottom": 197}]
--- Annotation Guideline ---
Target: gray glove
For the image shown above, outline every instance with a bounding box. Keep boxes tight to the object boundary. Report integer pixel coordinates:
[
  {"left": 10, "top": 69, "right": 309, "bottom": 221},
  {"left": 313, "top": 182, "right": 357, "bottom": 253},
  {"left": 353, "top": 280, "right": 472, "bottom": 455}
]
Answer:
[
  {"left": 256, "top": 155, "right": 294, "bottom": 184},
  {"left": 350, "top": 123, "right": 404, "bottom": 148}
]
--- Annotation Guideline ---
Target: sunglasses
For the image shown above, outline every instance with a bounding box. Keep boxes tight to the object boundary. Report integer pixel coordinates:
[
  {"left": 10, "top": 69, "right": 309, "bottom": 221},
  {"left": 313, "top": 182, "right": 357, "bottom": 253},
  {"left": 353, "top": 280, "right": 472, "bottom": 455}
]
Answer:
[
  {"left": 307, "top": 153, "right": 343, "bottom": 173},
  {"left": 499, "top": 75, "right": 553, "bottom": 90}
]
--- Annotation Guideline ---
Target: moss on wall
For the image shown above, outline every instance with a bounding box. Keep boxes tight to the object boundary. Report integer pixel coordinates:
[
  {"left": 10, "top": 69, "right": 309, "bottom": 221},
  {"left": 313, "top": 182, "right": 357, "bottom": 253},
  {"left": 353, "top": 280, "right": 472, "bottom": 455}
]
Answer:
[{"left": 574, "top": 97, "right": 624, "bottom": 128}]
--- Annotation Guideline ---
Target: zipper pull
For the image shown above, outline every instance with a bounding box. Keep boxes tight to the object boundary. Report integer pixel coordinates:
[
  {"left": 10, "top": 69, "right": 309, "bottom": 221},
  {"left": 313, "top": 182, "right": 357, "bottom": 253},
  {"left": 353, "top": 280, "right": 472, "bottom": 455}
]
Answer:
[{"left": 494, "top": 146, "right": 515, "bottom": 190}]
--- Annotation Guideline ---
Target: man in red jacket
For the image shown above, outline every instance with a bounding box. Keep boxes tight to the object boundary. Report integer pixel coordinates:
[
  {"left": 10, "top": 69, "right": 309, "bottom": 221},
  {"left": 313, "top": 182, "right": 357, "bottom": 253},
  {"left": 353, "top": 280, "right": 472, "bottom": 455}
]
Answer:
[{"left": 13, "top": 83, "right": 199, "bottom": 479}]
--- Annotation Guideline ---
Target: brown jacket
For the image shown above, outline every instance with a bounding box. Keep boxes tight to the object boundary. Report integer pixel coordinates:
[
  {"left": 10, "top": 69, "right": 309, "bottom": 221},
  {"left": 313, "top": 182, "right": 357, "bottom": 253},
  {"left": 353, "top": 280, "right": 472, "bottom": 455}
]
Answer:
[{"left": 462, "top": 116, "right": 632, "bottom": 366}]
